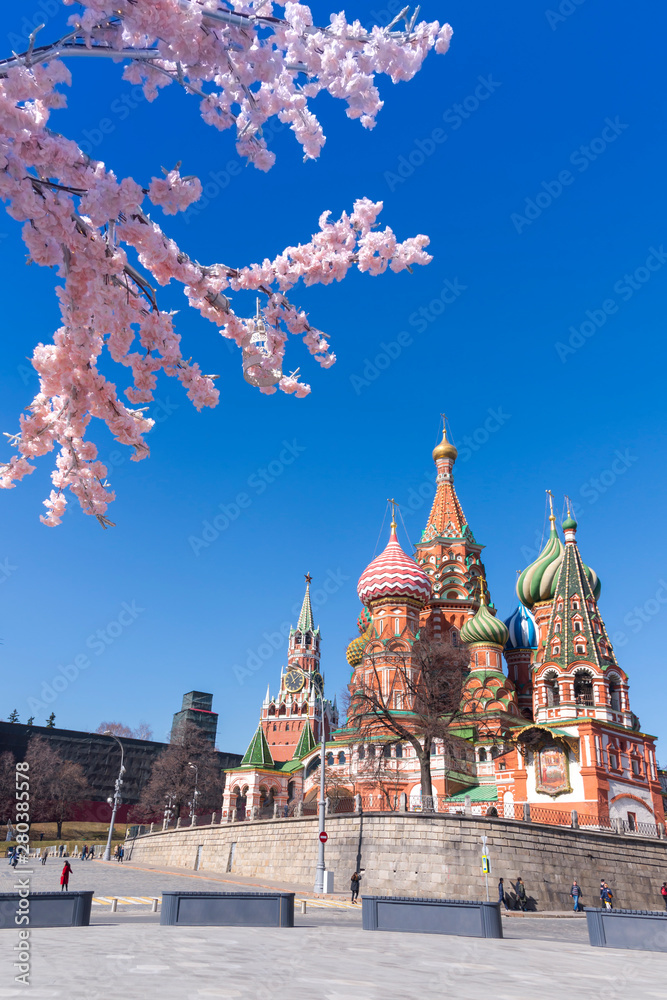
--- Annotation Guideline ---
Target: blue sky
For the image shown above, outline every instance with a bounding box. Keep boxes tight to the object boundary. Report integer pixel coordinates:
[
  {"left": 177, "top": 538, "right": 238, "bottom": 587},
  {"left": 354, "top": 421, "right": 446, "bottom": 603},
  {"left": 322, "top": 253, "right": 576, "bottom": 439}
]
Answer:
[{"left": 1, "top": 2, "right": 665, "bottom": 756}]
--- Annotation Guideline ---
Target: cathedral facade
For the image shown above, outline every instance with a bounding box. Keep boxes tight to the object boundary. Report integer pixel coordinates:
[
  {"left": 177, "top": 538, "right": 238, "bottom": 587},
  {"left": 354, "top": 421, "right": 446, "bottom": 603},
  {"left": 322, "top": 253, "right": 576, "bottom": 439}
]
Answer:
[{"left": 223, "top": 425, "right": 664, "bottom": 830}]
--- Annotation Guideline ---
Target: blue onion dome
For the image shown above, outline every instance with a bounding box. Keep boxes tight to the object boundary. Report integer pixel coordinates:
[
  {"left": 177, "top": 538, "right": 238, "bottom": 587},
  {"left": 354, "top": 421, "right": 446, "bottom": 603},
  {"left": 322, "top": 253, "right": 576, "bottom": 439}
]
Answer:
[
  {"left": 460, "top": 601, "right": 509, "bottom": 647},
  {"left": 516, "top": 516, "right": 564, "bottom": 607},
  {"left": 503, "top": 605, "right": 538, "bottom": 650}
]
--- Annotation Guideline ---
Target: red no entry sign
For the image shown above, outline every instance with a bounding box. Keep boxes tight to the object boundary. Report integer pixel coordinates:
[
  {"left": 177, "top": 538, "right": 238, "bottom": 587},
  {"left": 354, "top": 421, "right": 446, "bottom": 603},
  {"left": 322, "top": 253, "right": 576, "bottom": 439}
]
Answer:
[{"left": 319, "top": 831, "right": 328, "bottom": 843}]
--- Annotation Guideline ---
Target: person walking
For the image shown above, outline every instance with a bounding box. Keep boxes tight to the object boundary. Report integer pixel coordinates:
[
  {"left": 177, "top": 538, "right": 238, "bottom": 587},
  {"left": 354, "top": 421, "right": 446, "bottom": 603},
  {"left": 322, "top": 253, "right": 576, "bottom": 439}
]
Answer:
[
  {"left": 661, "top": 882, "right": 667, "bottom": 911},
  {"left": 570, "top": 880, "right": 583, "bottom": 912},
  {"left": 60, "top": 860, "right": 72, "bottom": 892},
  {"left": 41, "top": 847, "right": 48, "bottom": 866},
  {"left": 600, "top": 881, "right": 613, "bottom": 910},
  {"left": 81, "top": 845, "right": 88, "bottom": 861},
  {"left": 515, "top": 877, "right": 528, "bottom": 911},
  {"left": 350, "top": 871, "right": 361, "bottom": 903},
  {"left": 118, "top": 845, "right": 124, "bottom": 864},
  {"left": 498, "top": 878, "right": 509, "bottom": 910}
]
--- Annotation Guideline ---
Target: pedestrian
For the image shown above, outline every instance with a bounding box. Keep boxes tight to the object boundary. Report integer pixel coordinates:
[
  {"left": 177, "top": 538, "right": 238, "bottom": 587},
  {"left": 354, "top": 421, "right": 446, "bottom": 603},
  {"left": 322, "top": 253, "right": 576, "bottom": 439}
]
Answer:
[
  {"left": 661, "top": 883, "right": 667, "bottom": 911},
  {"left": 58, "top": 843, "right": 64, "bottom": 858},
  {"left": 350, "top": 871, "right": 361, "bottom": 903},
  {"left": 81, "top": 844, "right": 88, "bottom": 861},
  {"left": 498, "top": 878, "right": 509, "bottom": 911},
  {"left": 119, "top": 845, "right": 124, "bottom": 864},
  {"left": 60, "top": 860, "right": 72, "bottom": 892},
  {"left": 600, "top": 881, "right": 613, "bottom": 910},
  {"left": 570, "top": 879, "right": 583, "bottom": 912},
  {"left": 88, "top": 846, "right": 95, "bottom": 860},
  {"left": 7, "top": 847, "right": 15, "bottom": 866},
  {"left": 515, "top": 876, "right": 527, "bottom": 911},
  {"left": 39, "top": 832, "right": 44, "bottom": 842}
]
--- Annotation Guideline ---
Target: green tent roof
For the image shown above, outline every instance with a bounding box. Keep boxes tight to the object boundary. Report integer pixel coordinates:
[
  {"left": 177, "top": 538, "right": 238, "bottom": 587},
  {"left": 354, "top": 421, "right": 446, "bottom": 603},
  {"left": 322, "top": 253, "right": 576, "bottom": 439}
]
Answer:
[
  {"left": 294, "top": 720, "right": 317, "bottom": 759},
  {"left": 447, "top": 785, "right": 498, "bottom": 803},
  {"left": 240, "top": 724, "right": 274, "bottom": 768}
]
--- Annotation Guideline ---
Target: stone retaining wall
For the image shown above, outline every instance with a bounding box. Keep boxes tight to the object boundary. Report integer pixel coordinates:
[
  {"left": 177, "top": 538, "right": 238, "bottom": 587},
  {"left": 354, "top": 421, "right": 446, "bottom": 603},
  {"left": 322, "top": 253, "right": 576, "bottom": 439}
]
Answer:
[{"left": 128, "top": 813, "right": 667, "bottom": 911}]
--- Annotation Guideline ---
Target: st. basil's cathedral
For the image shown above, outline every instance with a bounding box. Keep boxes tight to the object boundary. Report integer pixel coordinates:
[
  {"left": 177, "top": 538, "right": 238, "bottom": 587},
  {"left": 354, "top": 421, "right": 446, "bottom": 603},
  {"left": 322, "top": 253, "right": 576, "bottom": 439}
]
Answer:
[{"left": 222, "top": 423, "right": 664, "bottom": 829}]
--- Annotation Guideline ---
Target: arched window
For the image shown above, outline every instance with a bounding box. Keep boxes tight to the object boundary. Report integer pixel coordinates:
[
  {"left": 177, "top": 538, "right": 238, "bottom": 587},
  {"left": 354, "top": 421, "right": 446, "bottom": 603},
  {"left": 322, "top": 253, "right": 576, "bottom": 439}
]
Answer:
[
  {"left": 478, "top": 748, "right": 487, "bottom": 762},
  {"left": 278, "top": 704, "right": 286, "bottom": 716},
  {"left": 268, "top": 704, "right": 276, "bottom": 716},
  {"left": 305, "top": 634, "right": 312, "bottom": 646},
  {"left": 273, "top": 723, "right": 277, "bottom": 731},
  {"left": 545, "top": 673, "right": 560, "bottom": 707},
  {"left": 395, "top": 744, "right": 403, "bottom": 759},
  {"left": 287, "top": 781, "right": 295, "bottom": 800},
  {"left": 295, "top": 632, "right": 302, "bottom": 645},
  {"left": 337, "top": 751, "right": 346, "bottom": 765},
  {"left": 383, "top": 744, "right": 392, "bottom": 758},
  {"left": 490, "top": 746, "right": 499, "bottom": 759},
  {"left": 357, "top": 745, "right": 365, "bottom": 760},
  {"left": 573, "top": 621, "right": 582, "bottom": 632},
  {"left": 306, "top": 757, "right": 319, "bottom": 778},
  {"left": 368, "top": 744, "right": 376, "bottom": 758},
  {"left": 285, "top": 723, "right": 289, "bottom": 731},
  {"left": 326, "top": 752, "right": 334, "bottom": 766},
  {"left": 450, "top": 629, "right": 459, "bottom": 647},
  {"left": 554, "top": 621, "right": 561, "bottom": 633},
  {"left": 608, "top": 679, "right": 621, "bottom": 711},
  {"left": 394, "top": 617, "right": 400, "bottom": 635},
  {"left": 574, "top": 671, "right": 594, "bottom": 706}
]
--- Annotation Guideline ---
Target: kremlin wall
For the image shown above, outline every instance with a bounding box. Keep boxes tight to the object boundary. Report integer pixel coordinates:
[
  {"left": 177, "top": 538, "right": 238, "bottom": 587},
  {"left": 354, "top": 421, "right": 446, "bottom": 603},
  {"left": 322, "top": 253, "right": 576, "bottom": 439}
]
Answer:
[{"left": 128, "top": 810, "right": 667, "bottom": 912}]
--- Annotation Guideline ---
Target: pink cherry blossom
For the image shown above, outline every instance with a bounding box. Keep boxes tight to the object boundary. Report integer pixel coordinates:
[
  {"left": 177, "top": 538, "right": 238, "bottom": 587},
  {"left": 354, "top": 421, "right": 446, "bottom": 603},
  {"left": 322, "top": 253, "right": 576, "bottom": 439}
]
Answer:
[{"left": 0, "top": 1, "right": 452, "bottom": 524}]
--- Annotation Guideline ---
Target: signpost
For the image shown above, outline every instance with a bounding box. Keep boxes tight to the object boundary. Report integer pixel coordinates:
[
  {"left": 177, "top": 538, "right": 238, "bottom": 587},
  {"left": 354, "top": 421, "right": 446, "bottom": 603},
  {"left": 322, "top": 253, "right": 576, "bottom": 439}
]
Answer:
[
  {"left": 319, "top": 831, "right": 328, "bottom": 844},
  {"left": 481, "top": 835, "right": 490, "bottom": 901}
]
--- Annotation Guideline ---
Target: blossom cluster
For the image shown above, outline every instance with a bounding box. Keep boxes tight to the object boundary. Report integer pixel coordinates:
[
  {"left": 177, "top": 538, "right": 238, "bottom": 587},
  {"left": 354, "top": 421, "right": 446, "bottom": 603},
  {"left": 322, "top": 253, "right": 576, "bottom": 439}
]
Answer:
[{"left": 0, "top": 1, "right": 452, "bottom": 524}]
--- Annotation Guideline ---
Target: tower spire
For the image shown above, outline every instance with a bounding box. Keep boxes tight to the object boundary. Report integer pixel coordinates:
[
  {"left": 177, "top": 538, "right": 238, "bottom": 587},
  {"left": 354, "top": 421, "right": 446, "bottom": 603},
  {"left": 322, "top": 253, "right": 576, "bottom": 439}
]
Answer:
[{"left": 297, "top": 573, "right": 314, "bottom": 632}]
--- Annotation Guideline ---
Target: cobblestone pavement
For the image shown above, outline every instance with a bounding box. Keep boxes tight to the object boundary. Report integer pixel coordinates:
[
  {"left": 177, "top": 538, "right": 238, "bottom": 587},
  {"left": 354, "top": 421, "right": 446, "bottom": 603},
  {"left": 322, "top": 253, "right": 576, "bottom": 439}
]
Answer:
[
  {"left": 1, "top": 912, "right": 666, "bottom": 999},
  {"left": 4, "top": 858, "right": 664, "bottom": 999}
]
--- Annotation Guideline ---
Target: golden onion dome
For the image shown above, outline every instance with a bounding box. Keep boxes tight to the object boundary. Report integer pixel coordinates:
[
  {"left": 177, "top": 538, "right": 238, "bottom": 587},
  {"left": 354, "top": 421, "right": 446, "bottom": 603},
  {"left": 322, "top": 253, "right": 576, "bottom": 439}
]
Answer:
[{"left": 432, "top": 425, "right": 458, "bottom": 462}]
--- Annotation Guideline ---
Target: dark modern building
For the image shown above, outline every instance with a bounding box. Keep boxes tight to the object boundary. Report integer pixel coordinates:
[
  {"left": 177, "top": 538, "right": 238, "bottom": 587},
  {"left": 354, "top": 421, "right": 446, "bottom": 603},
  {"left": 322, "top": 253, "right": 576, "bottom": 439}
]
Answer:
[
  {"left": 171, "top": 691, "right": 219, "bottom": 745},
  {"left": 0, "top": 710, "right": 241, "bottom": 824}
]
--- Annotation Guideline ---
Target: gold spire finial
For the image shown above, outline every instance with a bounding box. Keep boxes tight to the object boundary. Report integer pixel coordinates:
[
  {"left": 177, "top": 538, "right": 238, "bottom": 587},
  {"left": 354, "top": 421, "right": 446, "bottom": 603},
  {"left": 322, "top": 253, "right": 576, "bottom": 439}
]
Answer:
[
  {"left": 564, "top": 495, "right": 572, "bottom": 518},
  {"left": 432, "top": 414, "right": 458, "bottom": 463},
  {"left": 387, "top": 498, "right": 399, "bottom": 532},
  {"left": 546, "top": 489, "right": 555, "bottom": 521}
]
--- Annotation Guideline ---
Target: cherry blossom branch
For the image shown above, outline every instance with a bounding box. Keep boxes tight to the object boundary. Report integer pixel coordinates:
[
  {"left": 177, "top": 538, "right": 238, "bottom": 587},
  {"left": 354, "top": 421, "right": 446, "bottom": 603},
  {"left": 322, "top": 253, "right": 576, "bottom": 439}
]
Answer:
[{"left": 0, "top": 2, "right": 453, "bottom": 525}]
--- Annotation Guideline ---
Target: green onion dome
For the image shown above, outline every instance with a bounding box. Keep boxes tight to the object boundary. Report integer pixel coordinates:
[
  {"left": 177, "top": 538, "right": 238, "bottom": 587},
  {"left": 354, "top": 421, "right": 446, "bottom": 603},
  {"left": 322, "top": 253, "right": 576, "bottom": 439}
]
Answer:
[
  {"left": 460, "top": 601, "right": 509, "bottom": 647},
  {"left": 346, "top": 625, "right": 373, "bottom": 668},
  {"left": 562, "top": 515, "right": 577, "bottom": 530},
  {"left": 516, "top": 516, "right": 564, "bottom": 608},
  {"left": 356, "top": 607, "right": 372, "bottom": 634}
]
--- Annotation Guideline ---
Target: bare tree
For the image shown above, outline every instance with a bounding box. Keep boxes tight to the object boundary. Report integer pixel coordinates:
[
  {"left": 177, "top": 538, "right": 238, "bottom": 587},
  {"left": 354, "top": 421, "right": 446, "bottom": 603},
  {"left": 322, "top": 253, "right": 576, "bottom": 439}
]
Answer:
[
  {"left": 0, "top": 751, "right": 16, "bottom": 827},
  {"left": 25, "top": 737, "right": 88, "bottom": 838},
  {"left": 348, "top": 629, "right": 471, "bottom": 806},
  {"left": 95, "top": 721, "right": 153, "bottom": 740},
  {"left": 134, "top": 723, "right": 222, "bottom": 822},
  {"left": 95, "top": 722, "right": 134, "bottom": 738}
]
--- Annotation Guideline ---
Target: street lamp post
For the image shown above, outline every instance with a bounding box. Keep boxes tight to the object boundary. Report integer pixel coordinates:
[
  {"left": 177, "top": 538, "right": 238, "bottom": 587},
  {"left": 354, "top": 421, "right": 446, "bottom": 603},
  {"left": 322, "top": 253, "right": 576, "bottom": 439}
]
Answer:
[
  {"left": 102, "top": 731, "right": 125, "bottom": 862},
  {"left": 314, "top": 683, "right": 327, "bottom": 894},
  {"left": 188, "top": 763, "right": 199, "bottom": 825}
]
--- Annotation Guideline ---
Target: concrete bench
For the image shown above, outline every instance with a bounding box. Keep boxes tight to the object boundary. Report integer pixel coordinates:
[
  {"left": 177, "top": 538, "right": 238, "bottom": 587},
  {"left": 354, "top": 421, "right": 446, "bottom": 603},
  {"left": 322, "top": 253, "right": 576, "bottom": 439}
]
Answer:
[
  {"left": 0, "top": 891, "right": 93, "bottom": 928},
  {"left": 586, "top": 907, "right": 667, "bottom": 951},
  {"left": 160, "top": 891, "right": 294, "bottom": 927},
  {"left": 362, "top": 895, "right": 503, "bottom": 938}
]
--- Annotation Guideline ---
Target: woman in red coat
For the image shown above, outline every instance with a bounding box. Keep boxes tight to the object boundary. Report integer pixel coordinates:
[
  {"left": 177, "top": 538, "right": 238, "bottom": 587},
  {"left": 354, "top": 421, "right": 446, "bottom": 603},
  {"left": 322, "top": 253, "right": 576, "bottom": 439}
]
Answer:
[{"left": 60, "top": 861, "right": 72, "bottom": 892}]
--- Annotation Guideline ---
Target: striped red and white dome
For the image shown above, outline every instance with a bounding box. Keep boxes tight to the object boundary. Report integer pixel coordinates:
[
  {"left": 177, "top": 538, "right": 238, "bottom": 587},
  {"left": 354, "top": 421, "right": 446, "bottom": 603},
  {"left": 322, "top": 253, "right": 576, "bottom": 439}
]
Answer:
[{"left": 357, "top": 524, "right": 432, "bottom": 606}]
